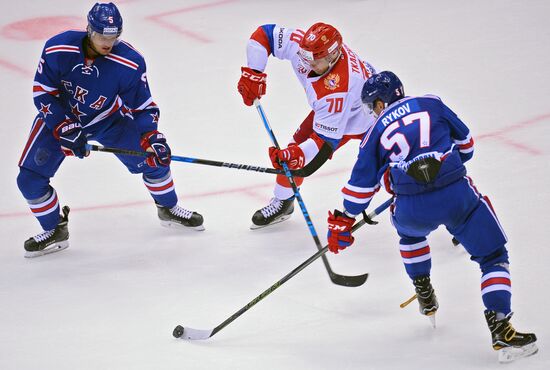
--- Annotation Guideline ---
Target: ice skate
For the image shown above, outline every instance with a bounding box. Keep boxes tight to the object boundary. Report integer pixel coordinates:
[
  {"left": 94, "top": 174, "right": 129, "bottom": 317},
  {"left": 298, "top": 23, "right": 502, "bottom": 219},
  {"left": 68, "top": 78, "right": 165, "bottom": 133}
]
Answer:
[
  {"left": 251, "top": 197, "right": 294, "bottom": 229},
  {"left": 414, "top": 275, "right": 439, "bottom": 327},
  {"left": 24, "top": 206, "right": 70, "bottom": 258},
  {"left": 157, "top": 204, "right": 204, "bottom": 231},
  {"left": 484, "top": 310, "right": 538, "bottom": 363}
]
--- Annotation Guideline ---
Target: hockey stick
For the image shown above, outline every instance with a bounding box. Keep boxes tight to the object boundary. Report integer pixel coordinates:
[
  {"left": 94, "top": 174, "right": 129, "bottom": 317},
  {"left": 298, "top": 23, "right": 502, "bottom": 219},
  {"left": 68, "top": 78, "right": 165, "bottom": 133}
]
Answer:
[
  {"left": 173, "top": 197, "right": 393, "bottom": 340},
  {"left": 86, "top": 144, "right": 284, "bottom": 175},
  {"left": 253, "top": 100, "right": 369, "bottom": 287}
]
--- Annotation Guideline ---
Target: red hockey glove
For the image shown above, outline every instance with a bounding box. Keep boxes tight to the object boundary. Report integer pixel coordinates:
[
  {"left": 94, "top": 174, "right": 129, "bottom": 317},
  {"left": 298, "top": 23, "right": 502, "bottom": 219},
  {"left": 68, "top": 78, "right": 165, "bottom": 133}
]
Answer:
[
  {"left": 140, "top": 130, "right": 171, "bottom": 167},
  {"left": 269, "top": 143, "right": 305, "bottom": 170},
  {"left": 237, "top": 66, "right": 267, "bottom": 106},
  {"left": 327, "top": 210, "right": 355, "bottom": 254},
  {"left": 54, "top": 119, "right": 89, "bottom": 158}
]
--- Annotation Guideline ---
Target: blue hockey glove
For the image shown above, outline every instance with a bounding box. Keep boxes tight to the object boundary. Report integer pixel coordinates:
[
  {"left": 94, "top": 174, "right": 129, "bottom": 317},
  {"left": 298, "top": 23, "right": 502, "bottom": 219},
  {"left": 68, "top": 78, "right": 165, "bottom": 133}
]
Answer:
[
  {"left": 54, "top": 119, "right": 89, "bottom": 158},
  {"left": 140, "top": 130, "right": 171, "bottom": 167}
]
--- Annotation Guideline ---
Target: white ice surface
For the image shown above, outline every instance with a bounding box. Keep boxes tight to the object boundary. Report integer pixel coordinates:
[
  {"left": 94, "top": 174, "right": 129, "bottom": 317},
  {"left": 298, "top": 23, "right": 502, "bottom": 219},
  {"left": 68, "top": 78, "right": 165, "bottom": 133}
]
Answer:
[{"left": 1, "top": 1, "right": 549, "bottom": 369}]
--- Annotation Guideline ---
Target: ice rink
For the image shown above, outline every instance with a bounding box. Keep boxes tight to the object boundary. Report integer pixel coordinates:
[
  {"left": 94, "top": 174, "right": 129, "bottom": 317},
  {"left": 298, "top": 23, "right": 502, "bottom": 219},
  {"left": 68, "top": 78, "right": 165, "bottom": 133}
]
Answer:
[{"left": 1, "top": 0, "right": 549, "bottom": 369}]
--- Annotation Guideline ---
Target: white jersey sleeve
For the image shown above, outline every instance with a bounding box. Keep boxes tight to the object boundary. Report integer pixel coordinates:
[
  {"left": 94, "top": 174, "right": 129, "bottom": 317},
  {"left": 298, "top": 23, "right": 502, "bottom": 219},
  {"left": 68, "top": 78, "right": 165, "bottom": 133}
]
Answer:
[{"left": 245, "top": 24, "right": 304, "bottom": 72}]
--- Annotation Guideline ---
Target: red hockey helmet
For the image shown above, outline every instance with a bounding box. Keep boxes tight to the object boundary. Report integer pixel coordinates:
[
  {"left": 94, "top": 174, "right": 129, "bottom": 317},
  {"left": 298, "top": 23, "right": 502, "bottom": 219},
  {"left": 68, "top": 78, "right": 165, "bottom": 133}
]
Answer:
[{"left": 298, "top": 22, "right": 342, "bottom": 62}]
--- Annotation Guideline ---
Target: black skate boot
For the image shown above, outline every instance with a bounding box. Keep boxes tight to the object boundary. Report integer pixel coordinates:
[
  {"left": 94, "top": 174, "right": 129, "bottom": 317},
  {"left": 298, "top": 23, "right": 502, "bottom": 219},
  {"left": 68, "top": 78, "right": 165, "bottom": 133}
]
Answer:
[
  {"left": 251, "top": 197, "right": 294, "bottom": 229},
  {"left": 411, "top": 275, "right": 439, "bottom": 327},
  {"left": 157, "top": 204, "right": 204, "bottom": 231},
  {"left": 24, "top": 206, "right": 70, "bottom": 258},
  {"left": 484, "top": 310, "right": 538, "bottom": 363}
]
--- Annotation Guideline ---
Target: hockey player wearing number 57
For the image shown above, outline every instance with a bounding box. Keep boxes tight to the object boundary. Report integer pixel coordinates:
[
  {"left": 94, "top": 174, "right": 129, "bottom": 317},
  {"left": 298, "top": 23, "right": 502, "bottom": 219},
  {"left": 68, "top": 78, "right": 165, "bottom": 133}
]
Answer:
[
  {"left": 237, "top": 23, "right": 377, "bottom": 229},
  {"left": 16, "top": 3, "right": 204, "bottom": 258},
  {"left": 326, "top": 71, "right": 538, "bottom": 363}
]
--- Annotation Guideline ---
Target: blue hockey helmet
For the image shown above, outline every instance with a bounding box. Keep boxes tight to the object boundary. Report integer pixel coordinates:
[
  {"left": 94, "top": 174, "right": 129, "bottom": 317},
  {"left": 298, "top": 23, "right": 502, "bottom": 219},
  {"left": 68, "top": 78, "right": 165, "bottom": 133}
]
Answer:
[
  {"left": 87, "top": 2, "right": 123, "bottom": 36},
  {"left": 361, "top": 71, "right": 404, "bottom": 109}
]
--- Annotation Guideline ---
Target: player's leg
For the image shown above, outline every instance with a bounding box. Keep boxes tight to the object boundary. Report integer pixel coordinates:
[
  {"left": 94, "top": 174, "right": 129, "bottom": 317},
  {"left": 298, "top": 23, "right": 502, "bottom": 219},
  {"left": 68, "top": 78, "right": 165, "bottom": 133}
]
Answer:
[
  {"left": 447, "top": 178, "right": 537, "bottom": 361},
  {"left": 251, "top": 111, "right": 363, "bottom": 229},
  {"left": 391, "top": 196, "right": 441, "bottom": 317},
  {"left": 16, "top": 117, "right": 69, "bottom": 257},
  {"left": 251, "top": 111, "right": 316, "bottom": 228},
  {"left": 99, "top": 120, "right": 204, "bottom": 230}
]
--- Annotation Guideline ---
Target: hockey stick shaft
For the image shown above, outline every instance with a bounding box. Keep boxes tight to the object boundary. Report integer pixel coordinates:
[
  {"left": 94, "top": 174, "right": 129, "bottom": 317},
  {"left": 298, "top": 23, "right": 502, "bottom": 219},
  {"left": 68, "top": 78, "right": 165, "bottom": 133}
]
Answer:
[
  {"left": 253, "top": 100, "right": 368, "bottom": 287},
  {"left": 173, "top": 197, "right": 393, "bottom": 340},
  {"left": 86, "top": 144, "right": 284, "bottom": 175}
]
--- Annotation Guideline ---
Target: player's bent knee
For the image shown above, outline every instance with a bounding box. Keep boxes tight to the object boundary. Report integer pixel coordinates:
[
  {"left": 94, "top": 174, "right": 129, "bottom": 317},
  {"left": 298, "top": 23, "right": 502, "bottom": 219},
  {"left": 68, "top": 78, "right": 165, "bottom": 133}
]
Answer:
[
  {"left": 16, "top": 167, "right": 51, "bottom": 200},
  {"left": 471, "top": 245, "right": 510, "bottom": 271}
]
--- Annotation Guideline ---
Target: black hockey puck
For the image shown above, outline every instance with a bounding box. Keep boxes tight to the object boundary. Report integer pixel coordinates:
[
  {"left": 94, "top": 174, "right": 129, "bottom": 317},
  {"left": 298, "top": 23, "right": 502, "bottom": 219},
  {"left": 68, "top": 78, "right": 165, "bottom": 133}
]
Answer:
[{"left": 173, "top": 325, "right": 184, "bottom": 338}]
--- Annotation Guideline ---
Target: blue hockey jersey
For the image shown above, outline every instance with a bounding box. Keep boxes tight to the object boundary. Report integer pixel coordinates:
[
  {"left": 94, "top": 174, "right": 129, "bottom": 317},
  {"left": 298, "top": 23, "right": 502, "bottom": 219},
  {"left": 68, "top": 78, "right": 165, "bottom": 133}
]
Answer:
[
  {"left": 342, "top": 95, "right": 475, "bottom": 215},
  {"left": 32, "top": 30, "right": 159, "bottom": 137}
]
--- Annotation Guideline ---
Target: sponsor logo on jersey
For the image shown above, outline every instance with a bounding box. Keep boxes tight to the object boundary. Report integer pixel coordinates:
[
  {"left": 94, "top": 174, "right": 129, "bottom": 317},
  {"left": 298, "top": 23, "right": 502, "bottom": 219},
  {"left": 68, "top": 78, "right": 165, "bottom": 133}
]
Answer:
[
  {"left": 315, "top": 122, "right": 338, "bottom": 132},
  {"left": 324, "top": 73, "right": 340, "bottom": 90},
  {"left": 278, "top": 28, "right": 284, "bottom": 49}
]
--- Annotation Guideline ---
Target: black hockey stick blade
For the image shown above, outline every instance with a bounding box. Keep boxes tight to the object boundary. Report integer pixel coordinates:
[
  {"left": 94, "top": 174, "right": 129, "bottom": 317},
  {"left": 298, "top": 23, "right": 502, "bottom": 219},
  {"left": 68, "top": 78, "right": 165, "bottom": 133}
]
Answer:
[{"left": 327, "top": 270, "right": 368, "bottom": 287}]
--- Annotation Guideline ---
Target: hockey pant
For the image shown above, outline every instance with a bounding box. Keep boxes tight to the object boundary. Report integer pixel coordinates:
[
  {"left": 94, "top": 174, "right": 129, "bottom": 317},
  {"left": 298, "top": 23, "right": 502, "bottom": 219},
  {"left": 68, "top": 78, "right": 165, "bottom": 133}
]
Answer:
[
  {"left": 391, "top": 176, "right": 512, "bottom": 314},
  {"left": 274, "top": 110, "right": 363, "bottom": 199},
  {"left": 17, "top": 115, "right": 178, "bottom": 231}
]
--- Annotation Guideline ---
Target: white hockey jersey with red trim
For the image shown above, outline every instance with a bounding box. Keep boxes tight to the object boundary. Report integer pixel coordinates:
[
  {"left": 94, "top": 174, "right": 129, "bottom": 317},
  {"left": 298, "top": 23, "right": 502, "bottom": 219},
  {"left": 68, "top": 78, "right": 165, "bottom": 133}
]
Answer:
[{"left": 246, "top": 24, "right": 377, "bottom": 140}]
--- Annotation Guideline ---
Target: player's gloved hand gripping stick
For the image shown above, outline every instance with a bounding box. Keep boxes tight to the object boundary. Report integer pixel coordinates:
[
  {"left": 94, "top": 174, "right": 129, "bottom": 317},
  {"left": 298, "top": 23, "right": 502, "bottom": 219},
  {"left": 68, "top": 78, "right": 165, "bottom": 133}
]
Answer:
[{"left": 253, "top": 99, "right": 370, "bottom": 287}]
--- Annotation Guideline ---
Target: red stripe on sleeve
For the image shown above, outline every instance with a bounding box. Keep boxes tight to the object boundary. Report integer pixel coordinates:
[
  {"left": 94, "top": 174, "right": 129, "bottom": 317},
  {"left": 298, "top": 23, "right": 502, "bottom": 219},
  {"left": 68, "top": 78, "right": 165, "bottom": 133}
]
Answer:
[{"left": 250, "top": 26, "right": 272, "bottom": 55}]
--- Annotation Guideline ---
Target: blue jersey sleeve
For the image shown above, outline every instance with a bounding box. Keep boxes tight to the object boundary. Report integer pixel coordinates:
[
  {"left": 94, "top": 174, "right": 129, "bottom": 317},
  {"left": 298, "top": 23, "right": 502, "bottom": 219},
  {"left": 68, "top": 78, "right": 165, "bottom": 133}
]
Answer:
[
  {"left": 119, "top": 59, "right": 160, "bottom": 135},
  {"left": 441, "top": 102, "right": 474, "bottom": 162},
  {"left": 33, "top": 43, "right": 69, "bottom": 130},
  {"left": 342, "top": 125, "right": 381, "bottom": 215}
]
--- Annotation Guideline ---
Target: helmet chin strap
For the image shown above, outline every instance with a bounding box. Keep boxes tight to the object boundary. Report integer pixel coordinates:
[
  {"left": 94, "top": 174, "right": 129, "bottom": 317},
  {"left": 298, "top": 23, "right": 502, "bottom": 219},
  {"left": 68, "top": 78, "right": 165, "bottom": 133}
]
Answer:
[
  {"left": 317, "top": 49, "right": 342, "bottom": 77},
  {"left": 327, "top": 50, "right": 341, "bottom": 70}
]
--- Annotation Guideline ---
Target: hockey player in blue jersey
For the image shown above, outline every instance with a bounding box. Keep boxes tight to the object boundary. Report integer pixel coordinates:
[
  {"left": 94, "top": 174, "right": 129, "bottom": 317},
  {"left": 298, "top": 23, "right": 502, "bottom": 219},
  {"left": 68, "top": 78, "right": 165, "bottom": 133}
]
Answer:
[
  {"left": 326, "top": 71, "right": 537, "bottom": 362},
  {"left": 16, "top": 3, "right": 204, "bottom": 258}
]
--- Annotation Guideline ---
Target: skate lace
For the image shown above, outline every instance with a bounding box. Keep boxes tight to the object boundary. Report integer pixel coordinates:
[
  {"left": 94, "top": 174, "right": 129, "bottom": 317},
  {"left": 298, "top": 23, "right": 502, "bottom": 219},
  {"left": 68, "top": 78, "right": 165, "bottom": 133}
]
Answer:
[
  {"left": 33, "top": 229, "right": 55, "bottom": 243},
  {"left": 260, "top": 198, "right": 283, "bottom": 218},
  {"left": 170, "top": 205, "right": 193, "bottom": 219}
]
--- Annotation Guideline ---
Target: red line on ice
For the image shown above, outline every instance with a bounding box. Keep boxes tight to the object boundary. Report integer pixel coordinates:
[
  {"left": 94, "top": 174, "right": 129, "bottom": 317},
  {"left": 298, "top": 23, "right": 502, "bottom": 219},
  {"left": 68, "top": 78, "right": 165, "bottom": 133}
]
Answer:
[
  {"left": 0, "top": 58, "right": 31, "bottom": 77},
  {"left": 146, "top": 0, "right": 237, "bottom": 43},
  {"left": 476, "top": 113, "right": 550, "bottom": 155}
]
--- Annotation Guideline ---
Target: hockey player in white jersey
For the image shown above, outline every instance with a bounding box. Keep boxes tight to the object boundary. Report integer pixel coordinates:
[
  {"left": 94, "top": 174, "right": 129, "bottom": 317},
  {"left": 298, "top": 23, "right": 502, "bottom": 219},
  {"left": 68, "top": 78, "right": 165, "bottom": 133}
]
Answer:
[{"left": 237, "top": 23, "right": 377, "bottom": 228}]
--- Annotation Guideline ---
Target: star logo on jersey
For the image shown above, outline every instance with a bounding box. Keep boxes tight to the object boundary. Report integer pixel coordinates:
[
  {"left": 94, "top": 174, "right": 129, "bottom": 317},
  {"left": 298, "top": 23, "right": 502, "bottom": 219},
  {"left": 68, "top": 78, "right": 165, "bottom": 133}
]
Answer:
[
  {"left": 70, "top": 102, "right": 87, "bottom": 122},
  {"left": 150, "top": 112, "right": 159, "bottom": 124},
  {"left": 39, "top": 103, "right": 52, "bottom": 117},
  {"left": 324, "top": 73, "right": 340, "bottom": 90}
]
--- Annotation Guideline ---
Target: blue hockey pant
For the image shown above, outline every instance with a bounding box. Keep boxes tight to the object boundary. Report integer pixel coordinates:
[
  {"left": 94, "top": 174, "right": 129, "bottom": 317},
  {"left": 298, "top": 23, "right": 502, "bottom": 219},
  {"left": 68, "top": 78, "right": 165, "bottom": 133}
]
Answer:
[{"left": 391, "top": 176, "right": 512, "bottom": 314}]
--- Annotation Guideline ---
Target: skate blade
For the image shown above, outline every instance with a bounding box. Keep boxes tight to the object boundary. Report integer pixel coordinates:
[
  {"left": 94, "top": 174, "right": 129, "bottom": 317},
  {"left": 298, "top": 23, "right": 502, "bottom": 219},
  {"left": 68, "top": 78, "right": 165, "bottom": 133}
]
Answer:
[
  {"left": 498, "top": 343, "right": 538, "bottom": 363},
  {"left": 250, "top": 214, "right": 292, "bottom": 230},
  {"left": 427, "top": 314, "right": 436, "bottom": 328},
  {"left": 24, "top": 240, "right": 69, "bottom": 258},
  {"left": 160, "top": 220, "right": 205, "bottom": 231}
]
